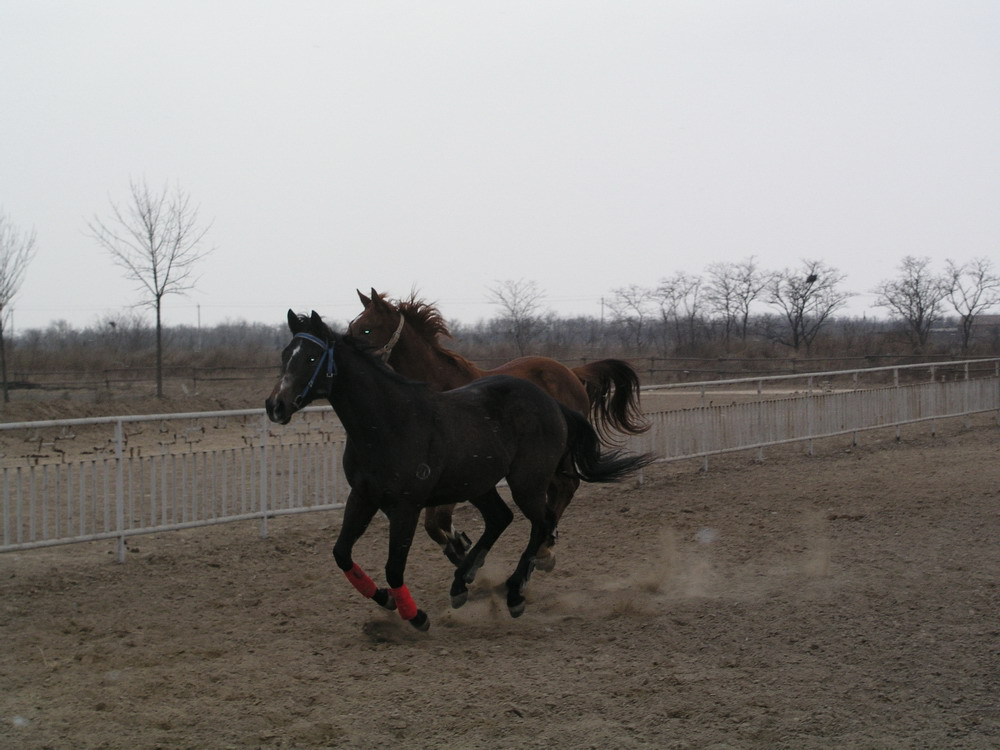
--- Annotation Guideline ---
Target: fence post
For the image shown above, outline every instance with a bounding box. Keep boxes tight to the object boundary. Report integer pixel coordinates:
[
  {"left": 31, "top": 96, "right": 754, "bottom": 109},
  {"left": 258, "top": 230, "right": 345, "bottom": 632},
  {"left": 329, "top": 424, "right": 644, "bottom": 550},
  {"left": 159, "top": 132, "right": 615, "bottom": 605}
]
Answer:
[
  {"left": 806, "top": 376, "right": 814, "bottom": 456},
  {"left": 929, "top": 366, "right": 938, "bottom": 437},
  {"left": 852, "top": 371, "right": 860, "bottom": 446},
  {"left": 114, "top": 420, "right": 126, "bottom": 563},
  {"left": 756, "top": 379, "right": 765, "bottom": 462},
  {"left": 994, "top": 361, "right": 1000, "bottom": 427},
  {"left": 259, "top": 413, "right": 269, "bottom": 539},
  {"left": 964, "top": 362, "right": 971, "bottom": 429},
  {"left": 700, "top": 385, "right": 709, "bottom": 472}
]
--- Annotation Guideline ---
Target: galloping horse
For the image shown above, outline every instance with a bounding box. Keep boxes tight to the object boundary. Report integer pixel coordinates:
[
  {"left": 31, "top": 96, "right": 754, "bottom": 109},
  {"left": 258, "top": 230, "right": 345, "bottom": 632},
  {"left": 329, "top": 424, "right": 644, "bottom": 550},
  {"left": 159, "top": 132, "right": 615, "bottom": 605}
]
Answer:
[
  {"left": 265, "top": 311, "right": 652, "bottom": 630},
  {"left": 348, "top": 289, "right": 649, "bottom": 568}
]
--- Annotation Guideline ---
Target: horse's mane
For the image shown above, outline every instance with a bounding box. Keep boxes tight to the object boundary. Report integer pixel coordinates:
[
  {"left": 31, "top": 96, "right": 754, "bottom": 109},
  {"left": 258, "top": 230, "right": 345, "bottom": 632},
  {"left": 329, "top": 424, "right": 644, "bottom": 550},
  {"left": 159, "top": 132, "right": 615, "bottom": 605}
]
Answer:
[{"left": 393, "top": 294, "right": 480, "bottom": 373}]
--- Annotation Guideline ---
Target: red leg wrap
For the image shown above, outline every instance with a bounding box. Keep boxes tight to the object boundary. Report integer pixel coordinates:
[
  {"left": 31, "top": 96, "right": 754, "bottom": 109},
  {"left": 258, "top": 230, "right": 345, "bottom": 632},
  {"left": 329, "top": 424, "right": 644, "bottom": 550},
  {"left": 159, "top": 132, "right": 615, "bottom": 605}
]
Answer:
[
  {"left": 344, "top": 563, "right": 377, "bottom": 598},
  {"left": 389, "top": 585, "right": 418, "bottom": 620}
]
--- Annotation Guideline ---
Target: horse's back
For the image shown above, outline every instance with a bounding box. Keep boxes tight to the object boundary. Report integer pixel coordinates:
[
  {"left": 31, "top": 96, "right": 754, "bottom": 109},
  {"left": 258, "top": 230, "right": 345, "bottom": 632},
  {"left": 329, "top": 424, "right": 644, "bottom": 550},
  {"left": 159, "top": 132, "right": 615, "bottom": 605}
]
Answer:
[
  {"left": 443, "top": 374, "right": 568, "bottom": 440},
  {"left": 482, "top": 356, "right": 590, "bottom": 414}
]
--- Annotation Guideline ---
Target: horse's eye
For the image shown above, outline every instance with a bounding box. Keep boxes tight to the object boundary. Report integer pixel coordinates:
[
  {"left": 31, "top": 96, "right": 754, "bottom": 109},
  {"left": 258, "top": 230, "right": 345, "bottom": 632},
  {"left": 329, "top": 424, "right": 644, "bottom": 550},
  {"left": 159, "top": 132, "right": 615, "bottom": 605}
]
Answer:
[
  {"left": 308, "top": 357, "right": 317, "bottom": 364},
  {"left": 362, "top": 329, "right": 372, "bottom": 335}
]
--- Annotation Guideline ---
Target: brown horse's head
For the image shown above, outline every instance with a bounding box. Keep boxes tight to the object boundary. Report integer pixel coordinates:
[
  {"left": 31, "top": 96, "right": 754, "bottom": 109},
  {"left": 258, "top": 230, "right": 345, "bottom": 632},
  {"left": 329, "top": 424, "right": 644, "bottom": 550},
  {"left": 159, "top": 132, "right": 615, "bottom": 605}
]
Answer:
[{"left": 347, "top": 288, "right": 402, "bottom": 357}]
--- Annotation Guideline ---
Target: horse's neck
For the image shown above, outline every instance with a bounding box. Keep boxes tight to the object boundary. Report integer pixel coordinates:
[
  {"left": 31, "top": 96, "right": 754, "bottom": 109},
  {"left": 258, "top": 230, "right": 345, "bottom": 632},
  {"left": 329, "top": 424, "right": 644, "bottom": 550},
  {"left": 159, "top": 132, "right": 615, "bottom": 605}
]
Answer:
[
  {"left": 392, "top": 330, "right": 481, "bottom": 390},
  {"left": 327, "top": 349, "right": 427, "bottom": 440}
]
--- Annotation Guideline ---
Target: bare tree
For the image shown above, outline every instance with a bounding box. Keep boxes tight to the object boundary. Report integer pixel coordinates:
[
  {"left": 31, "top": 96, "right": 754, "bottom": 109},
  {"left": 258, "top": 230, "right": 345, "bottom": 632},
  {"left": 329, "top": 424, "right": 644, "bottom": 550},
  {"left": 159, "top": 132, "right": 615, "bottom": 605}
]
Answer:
[
  {"left": 704, "top": 262, "right": 741, "bottom": 344},
  {"left": 873, "top": 256, "right": 947, "bottom": 351},
  {"left": 654, "top": 271, "right": 705, "bottom": 353},
  {"left": 944, "top": 257, "right": 1000, "bottom": 353},
  {"left": 486, "top": 278, "right": 547, "bottom": 355},
  {"left": 88, "top": 179, "right": 213, "bottom": 397},
  {"left": 607, "top": 284, "right": 654, "bottom": 351},
  {"left": 705, "top": 256, "right": 774, "bottom": 343},
  {"left": 766, "top": 259, "right": 850, "bottom": 353},
  {"left": 0, "top": 210, "right": 38, "bottom": 402}
]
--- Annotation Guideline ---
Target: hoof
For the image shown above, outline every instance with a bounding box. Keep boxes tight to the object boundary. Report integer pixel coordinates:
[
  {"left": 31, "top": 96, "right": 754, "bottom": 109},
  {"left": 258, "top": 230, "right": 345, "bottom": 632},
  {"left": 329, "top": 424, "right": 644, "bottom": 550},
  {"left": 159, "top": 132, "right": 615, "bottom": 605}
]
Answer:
[
  {"left": 508, "top": 599, "right": 526, "bottom": 618},
  {"left": 409, "top": 610, "right": 430, "bottom": 632},
  {"left": 534, "top": 553, "right": 556, "bottom": 573},
  {"left": 372, "top": 588, "right": 396, "bottom": 611},
  {"left": 450, "top": 590, "right": 468, "bottom": 609}
]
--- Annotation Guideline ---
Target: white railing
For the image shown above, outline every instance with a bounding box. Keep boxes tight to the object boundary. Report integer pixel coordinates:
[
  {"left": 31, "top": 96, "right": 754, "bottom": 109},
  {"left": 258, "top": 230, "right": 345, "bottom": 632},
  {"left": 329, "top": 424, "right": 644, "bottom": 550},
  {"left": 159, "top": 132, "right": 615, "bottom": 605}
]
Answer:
[
  {"left": 1, "top": 358, "right": 997, "bottom": 559},
  {"left": 632, "top": 357, "right": 1000, "bottom": 468},
  {"left": 0, "top": 406, "right": 346, "bottom": 561}
]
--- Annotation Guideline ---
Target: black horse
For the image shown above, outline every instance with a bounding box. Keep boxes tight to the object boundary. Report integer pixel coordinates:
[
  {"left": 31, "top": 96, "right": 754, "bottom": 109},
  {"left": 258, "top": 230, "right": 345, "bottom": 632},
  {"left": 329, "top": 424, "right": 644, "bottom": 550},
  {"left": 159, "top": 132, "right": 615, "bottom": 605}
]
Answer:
[{"left": 265, "top": 310, "right": 653, "bottom": 631}]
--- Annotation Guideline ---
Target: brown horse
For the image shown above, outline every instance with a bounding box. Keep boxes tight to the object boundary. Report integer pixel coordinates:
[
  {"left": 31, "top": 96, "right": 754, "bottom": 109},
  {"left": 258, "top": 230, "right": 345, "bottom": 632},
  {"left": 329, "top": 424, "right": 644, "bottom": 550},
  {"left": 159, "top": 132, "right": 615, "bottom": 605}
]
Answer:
[{"left": 348, "top": 288, "right": 649, "bottom": 570}]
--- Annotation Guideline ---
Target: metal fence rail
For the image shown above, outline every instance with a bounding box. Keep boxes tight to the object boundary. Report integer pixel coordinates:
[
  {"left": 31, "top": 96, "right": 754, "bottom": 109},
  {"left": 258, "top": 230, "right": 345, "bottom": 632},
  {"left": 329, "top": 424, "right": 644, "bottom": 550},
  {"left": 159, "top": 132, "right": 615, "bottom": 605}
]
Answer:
[
  {"left": 1, "top": 358, "right": 998, "bottom": 559},
  {"left": 633, "top": 358, "right": 1000, "bottom": 465},
  {"left": 0, "top": 407, "right": 345, "bottom": 560}
]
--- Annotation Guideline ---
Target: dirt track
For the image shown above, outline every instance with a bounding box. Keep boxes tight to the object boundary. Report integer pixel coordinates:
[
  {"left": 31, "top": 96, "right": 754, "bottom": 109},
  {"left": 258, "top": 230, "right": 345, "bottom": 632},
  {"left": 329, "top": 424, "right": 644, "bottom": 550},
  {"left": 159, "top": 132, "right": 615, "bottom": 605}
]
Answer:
[{"left": 2, "top": 413, "right": 999, "bottom": 749}]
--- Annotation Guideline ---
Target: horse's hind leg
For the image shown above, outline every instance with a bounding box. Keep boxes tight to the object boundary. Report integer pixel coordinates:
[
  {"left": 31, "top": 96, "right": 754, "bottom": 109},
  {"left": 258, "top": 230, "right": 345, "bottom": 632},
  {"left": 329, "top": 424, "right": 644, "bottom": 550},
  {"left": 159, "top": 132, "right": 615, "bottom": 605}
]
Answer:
[
  {"left": 332, "top": 491, "right": 396, "bottom": 612},
  {"left": 450, "top": 489, "right": 513, "bottom": 609},
  {"left": 424, "top": 504, "right": 472, "bottom": 566},
  {"left": 506, "top": 489, "right": 557, "bottom": 618},
  {"left": 534, "top": 467, "right": 580, "bottom": 573}
]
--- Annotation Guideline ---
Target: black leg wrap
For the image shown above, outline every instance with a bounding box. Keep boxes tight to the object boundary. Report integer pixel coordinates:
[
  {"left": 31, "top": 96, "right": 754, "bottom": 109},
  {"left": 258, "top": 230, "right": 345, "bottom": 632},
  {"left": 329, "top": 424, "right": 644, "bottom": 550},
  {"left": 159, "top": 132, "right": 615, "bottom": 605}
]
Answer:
[
  {"left": 450, "top": 577, "right": 469, "bottom": 609},
  {"left": 372, "top": 588, "right": 396, "bottom": 611},
  {"left": 410, "top": 610, "right": 430, "bottom": 632},
  {"left": 506, "top": 575, "right": 526, "bottom": 618}
]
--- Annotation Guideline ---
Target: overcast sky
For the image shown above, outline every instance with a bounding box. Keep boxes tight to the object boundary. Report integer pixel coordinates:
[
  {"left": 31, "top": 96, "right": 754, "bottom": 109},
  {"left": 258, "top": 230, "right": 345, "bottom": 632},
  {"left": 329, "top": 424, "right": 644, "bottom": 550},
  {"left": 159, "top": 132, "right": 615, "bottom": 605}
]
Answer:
[{"left": 2, "top": 1, "right": 998, "bottom": 332}]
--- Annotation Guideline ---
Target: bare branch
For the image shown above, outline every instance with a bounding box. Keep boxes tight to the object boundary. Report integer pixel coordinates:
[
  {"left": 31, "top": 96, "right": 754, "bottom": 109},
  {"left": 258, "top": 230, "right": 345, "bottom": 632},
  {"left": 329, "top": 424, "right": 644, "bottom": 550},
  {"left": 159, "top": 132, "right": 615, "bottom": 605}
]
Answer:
[
  {"left": 0, "top": 210, "right": 38, "bottom": 311},
  {"left": 486, "top": 278, "right": 547, "bottom": 355},
  {"left": 944, "top": 257, "right": 1000, "bottom": 352},
  {"left": 0, "top": 208, "right": 38, "bottom": 402},
  {"left": 873, "top": 256, "right": 947, "bottom": 351},
  {"left": 767, "top": 259, "right": 850, "bottom": 352},
  {"left": 88, "top": 178, "right": 213, "bottom": 307},
  {"left": 88, "top": 177, "right": 213, "bottom": 396}
]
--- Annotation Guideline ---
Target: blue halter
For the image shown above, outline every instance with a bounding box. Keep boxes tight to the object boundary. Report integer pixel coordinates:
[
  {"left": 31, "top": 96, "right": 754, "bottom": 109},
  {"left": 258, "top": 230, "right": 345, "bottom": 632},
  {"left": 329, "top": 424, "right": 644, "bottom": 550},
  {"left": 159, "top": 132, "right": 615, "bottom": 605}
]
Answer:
[{"left": 292, "top": 332, "right": 337, "bottom": 406}]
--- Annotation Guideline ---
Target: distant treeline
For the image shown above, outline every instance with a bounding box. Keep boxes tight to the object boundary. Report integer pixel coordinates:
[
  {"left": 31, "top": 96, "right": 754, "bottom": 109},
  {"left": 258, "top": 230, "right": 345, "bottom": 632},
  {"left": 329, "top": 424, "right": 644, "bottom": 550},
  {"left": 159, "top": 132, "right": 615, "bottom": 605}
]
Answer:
[{"left": 8, "top": 310, "right": 999, "bottom": 377}]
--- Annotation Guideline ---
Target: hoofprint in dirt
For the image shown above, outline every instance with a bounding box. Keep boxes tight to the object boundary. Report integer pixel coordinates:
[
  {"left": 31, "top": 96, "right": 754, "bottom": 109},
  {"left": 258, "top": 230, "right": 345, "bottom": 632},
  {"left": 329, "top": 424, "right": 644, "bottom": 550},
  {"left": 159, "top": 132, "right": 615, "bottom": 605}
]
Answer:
[{"left": 1, "top": 417, "right": 999, "bottom": 749}]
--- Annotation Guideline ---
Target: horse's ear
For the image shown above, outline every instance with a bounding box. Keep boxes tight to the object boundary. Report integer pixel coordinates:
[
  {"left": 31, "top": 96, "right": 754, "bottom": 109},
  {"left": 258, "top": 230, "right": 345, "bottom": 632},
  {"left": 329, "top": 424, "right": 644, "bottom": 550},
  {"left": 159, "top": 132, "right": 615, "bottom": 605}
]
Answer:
[
  {"left": 370, "top": 289, "right": 390, "bottom": 310},
  {"left": 309, "top": 310, "right": 323, "bottom": 330},
  {"left": 287, "top": 309, "right": 300, "bottom": 332},
  {"left": 357, "top": 289, "right": 371, "bottom": 307}
]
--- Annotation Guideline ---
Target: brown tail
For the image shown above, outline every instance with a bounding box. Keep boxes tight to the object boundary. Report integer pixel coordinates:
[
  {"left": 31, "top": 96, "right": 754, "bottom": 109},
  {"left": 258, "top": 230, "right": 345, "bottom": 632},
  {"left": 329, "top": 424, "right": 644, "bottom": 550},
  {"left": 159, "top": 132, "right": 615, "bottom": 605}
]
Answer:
[{"left": 572, "top": 359, "right": 649, "bottom": 444}]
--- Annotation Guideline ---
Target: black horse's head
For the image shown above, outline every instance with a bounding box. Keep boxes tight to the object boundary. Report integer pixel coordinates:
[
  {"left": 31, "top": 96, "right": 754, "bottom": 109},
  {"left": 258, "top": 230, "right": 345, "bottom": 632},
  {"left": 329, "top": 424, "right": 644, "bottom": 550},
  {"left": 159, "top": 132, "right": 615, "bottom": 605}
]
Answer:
[{"left": 265, "top": 309, "right": 336, "bottom": 425}]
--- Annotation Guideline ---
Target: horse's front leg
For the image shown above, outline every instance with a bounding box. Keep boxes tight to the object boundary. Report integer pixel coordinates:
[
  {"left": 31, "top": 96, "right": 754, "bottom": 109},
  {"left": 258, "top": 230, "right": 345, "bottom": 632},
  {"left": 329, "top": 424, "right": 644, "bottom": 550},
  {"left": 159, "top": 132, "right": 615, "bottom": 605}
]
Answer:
[
  {"left": 332, "top": 490, "right": 396, "bottom": 612},
  {"left": 385, "top": 502, "right": 430, "bottom": 631}
]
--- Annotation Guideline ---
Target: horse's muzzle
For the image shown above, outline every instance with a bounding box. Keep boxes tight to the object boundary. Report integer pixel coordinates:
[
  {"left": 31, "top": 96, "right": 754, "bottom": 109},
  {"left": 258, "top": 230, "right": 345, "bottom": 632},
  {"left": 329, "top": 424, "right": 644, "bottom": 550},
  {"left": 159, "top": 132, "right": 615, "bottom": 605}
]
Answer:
[{"left": 265, "top": 396, "right": 293, "bottom": 425}]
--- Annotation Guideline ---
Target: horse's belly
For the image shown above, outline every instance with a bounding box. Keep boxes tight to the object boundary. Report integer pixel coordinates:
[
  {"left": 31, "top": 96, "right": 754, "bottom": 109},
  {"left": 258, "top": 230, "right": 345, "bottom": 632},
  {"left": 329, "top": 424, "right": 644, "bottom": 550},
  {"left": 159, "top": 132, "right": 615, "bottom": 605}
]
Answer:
[{"left": 430, "top": 459, "right": 508, "bottom": 502}]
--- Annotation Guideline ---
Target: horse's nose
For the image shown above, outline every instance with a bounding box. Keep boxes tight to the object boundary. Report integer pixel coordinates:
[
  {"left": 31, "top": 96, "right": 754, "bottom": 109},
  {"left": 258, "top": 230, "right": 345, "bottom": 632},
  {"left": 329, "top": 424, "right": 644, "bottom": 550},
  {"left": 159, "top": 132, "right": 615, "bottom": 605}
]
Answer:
[{"left": 265, "top": 397, "right": 284, "bottom": 423}]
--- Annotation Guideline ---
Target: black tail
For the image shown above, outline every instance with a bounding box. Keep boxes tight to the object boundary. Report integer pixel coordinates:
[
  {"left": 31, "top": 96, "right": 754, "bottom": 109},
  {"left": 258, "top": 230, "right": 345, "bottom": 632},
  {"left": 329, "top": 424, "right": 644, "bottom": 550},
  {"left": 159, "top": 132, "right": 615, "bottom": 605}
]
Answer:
[
  {"left": 573, "top": 359, "right": 650, "bottom": 444},
  {"left": 561, "top": 405, "right": 655, "bottom": 483}
]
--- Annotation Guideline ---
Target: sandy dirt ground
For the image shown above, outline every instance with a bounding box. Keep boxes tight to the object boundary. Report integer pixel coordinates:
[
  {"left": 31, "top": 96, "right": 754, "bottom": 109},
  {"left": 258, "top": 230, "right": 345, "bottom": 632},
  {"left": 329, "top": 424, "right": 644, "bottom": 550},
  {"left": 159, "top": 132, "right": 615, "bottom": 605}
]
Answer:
[{"left": 1, "top": 392, "right": 999, "bottom": 749}]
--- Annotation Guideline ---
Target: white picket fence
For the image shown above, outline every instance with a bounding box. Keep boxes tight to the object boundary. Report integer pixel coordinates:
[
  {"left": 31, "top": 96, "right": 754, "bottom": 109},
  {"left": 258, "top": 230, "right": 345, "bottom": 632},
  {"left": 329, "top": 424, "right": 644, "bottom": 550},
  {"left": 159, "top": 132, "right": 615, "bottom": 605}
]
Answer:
[
  {"left": 1, "top": 358, "right": 997, "bottom": 560},
  {"left": 0, "top": 406, "right": 345, "bottom": 561},
  {"left": 633, "top": 358, "right": 1000, "bottom": 468}
]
